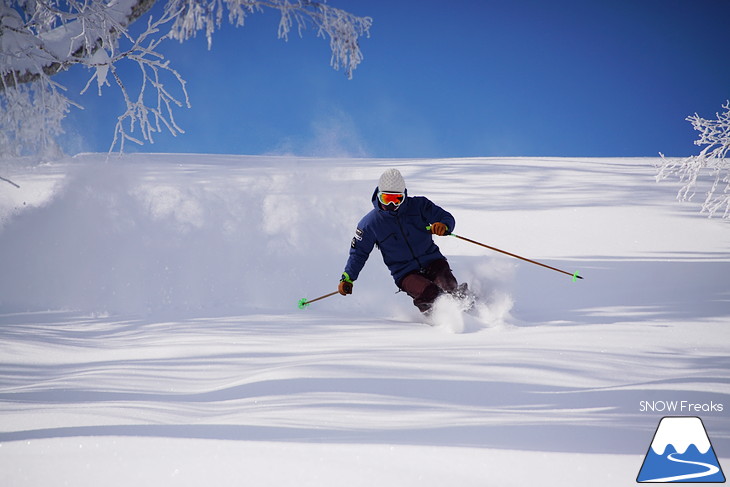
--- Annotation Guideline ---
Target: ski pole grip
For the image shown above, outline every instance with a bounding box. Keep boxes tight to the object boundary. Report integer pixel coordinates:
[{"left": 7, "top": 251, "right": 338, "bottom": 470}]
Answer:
[{"left": 425, "top": 225, "right": 452, "bottom": 236}]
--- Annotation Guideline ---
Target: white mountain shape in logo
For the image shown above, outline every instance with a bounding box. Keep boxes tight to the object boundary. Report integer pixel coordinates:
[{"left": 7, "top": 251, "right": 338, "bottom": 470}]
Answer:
[{"left": 651, "top": 417, "right": 712, "bottom": 455}]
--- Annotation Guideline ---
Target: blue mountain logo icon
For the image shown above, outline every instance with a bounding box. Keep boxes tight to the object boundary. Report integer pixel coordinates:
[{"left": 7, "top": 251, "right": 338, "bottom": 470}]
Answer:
[{"left": 637, "top": 416, "right": 725, "bottom": 483}]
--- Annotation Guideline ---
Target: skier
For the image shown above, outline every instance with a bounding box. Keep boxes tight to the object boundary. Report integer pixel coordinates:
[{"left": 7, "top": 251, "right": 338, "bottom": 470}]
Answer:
[{"left": 338, "top": 168, "right": 466, "bottom": 313}]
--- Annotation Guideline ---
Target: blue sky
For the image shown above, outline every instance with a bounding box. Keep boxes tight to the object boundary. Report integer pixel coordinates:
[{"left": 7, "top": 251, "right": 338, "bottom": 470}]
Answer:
[{"left": 59, "top": 0, "right": 730, "bottom": 158}]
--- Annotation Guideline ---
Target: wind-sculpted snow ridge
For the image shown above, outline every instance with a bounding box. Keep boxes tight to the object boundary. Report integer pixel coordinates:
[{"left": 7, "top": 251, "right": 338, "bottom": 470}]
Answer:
[{"left": 0, "top": 154, "right": 728, "bottom": 486}]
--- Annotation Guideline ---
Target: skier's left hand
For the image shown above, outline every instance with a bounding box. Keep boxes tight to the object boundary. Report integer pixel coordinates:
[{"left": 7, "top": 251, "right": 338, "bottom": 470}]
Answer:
[{"left": 430, "top": 222, "right": 448, "bottom": 236}]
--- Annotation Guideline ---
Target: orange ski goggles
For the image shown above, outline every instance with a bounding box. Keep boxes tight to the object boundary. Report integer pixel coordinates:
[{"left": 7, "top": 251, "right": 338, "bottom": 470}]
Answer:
[{"left": 378, "top": 191, "right": 405, "bottom": 207}]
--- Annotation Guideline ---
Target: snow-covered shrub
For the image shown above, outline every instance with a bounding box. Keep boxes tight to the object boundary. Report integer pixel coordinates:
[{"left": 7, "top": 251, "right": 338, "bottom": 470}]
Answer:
[{"left": 657, "top": 101, "right": 730, "bottom": 219}]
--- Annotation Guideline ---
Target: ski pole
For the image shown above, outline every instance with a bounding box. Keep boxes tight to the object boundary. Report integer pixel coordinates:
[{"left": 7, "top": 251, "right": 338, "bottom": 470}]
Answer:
[
  {"left": 428, "top": 226, "right": 583, "bottom": 281},
  {"left": 297, "top": 291, "right": 340, "bottom": 309}
]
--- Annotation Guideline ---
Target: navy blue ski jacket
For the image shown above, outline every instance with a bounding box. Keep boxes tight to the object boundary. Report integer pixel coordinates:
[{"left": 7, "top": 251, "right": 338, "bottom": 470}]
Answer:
[{"left": 344, "top": 189, "right": 456, "bottom": 286}]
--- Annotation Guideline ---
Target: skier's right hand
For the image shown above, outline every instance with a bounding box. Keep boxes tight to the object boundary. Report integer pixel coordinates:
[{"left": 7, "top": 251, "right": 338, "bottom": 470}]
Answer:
[
  {"left": 338, "top": 276, "right": 353, "bottom": 295},
  {"left": 430, "top": 222, "right": 449, "bottom": 236}
]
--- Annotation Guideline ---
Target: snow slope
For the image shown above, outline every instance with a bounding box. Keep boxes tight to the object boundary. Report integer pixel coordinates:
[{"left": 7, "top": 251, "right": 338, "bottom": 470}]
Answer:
[{"left": 0, "top": 154, "right": 728, "bottom": 486}]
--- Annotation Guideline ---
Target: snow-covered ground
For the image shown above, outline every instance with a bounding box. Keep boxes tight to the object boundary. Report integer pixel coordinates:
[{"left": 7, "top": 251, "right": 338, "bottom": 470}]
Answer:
[{"left": 0, "top": 154, "right": 728, "bottom": 486}]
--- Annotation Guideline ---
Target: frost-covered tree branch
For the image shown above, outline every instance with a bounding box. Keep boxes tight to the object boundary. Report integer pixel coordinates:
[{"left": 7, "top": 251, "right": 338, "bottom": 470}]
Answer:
[
  {"left": 96, "top": 8, "right": 192, "bottom": 151},
  {"left": 0, "top": 0, "right": 371, "bottom": 157},
  {"left": 657, "top": 101, "right": 730, "bottom": 219},
  {"left": 166, "top": 0, "right": 371, "bottom": 79}
]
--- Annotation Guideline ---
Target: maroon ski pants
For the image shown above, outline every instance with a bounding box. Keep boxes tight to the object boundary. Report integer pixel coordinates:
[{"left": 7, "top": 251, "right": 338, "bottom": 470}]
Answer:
[{"left": 399, "top": 259, "right": 458, "bottom": 313}]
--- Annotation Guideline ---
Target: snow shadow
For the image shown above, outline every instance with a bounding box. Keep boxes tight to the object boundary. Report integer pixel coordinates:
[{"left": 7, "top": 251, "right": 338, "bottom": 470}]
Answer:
[
  {"left": 0, "top": 312, "right": 728, "bottom": 456},
  {"left": 511, "top": 258, "right": 730, "bottom": 325},
  {"left": 1, "top": 373, "right": 728, "bottom": 455}
]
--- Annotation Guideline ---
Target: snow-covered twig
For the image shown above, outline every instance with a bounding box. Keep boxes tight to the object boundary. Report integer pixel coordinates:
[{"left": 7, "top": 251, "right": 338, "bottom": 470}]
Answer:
[
  {"left": 164, "top": 0, "right": 371, "bottom": 78},
  {"left": 1, "top": 0, "right": 155, "bottom": 157},
  {"left": 657, "top": 101, "right": 730, "bottom": 219},
  {"left": 1, "top": 0, "right": 371, "bottom": 158},
  {"left": 0, "top": 72, "right": 77, "bottom": 158}
]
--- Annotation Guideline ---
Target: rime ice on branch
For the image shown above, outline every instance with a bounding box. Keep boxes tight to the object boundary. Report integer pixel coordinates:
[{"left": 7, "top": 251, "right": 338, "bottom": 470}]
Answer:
[
  {"left": 658, "top": 101, "right": 730, "bottom": 219},
  {"left": 0, "top": 0, "right": 372, "bottom": 156}
]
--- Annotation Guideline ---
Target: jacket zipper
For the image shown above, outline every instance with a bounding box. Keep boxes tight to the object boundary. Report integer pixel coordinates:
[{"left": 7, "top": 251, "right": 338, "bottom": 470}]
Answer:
[{"left": 396, "top": 212, "right": 424, "bottom": 271}]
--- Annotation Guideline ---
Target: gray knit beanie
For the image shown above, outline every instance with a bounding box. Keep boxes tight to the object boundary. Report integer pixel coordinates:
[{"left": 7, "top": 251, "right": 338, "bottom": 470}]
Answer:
[{"left": 378, "top": 169, "right": 406, "bottom": 193}]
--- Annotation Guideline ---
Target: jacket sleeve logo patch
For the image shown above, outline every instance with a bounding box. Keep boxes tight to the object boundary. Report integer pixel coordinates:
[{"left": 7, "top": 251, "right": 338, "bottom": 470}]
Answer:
[{"left": 351, "top": 228, "right": 364, "bottom": 249}]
